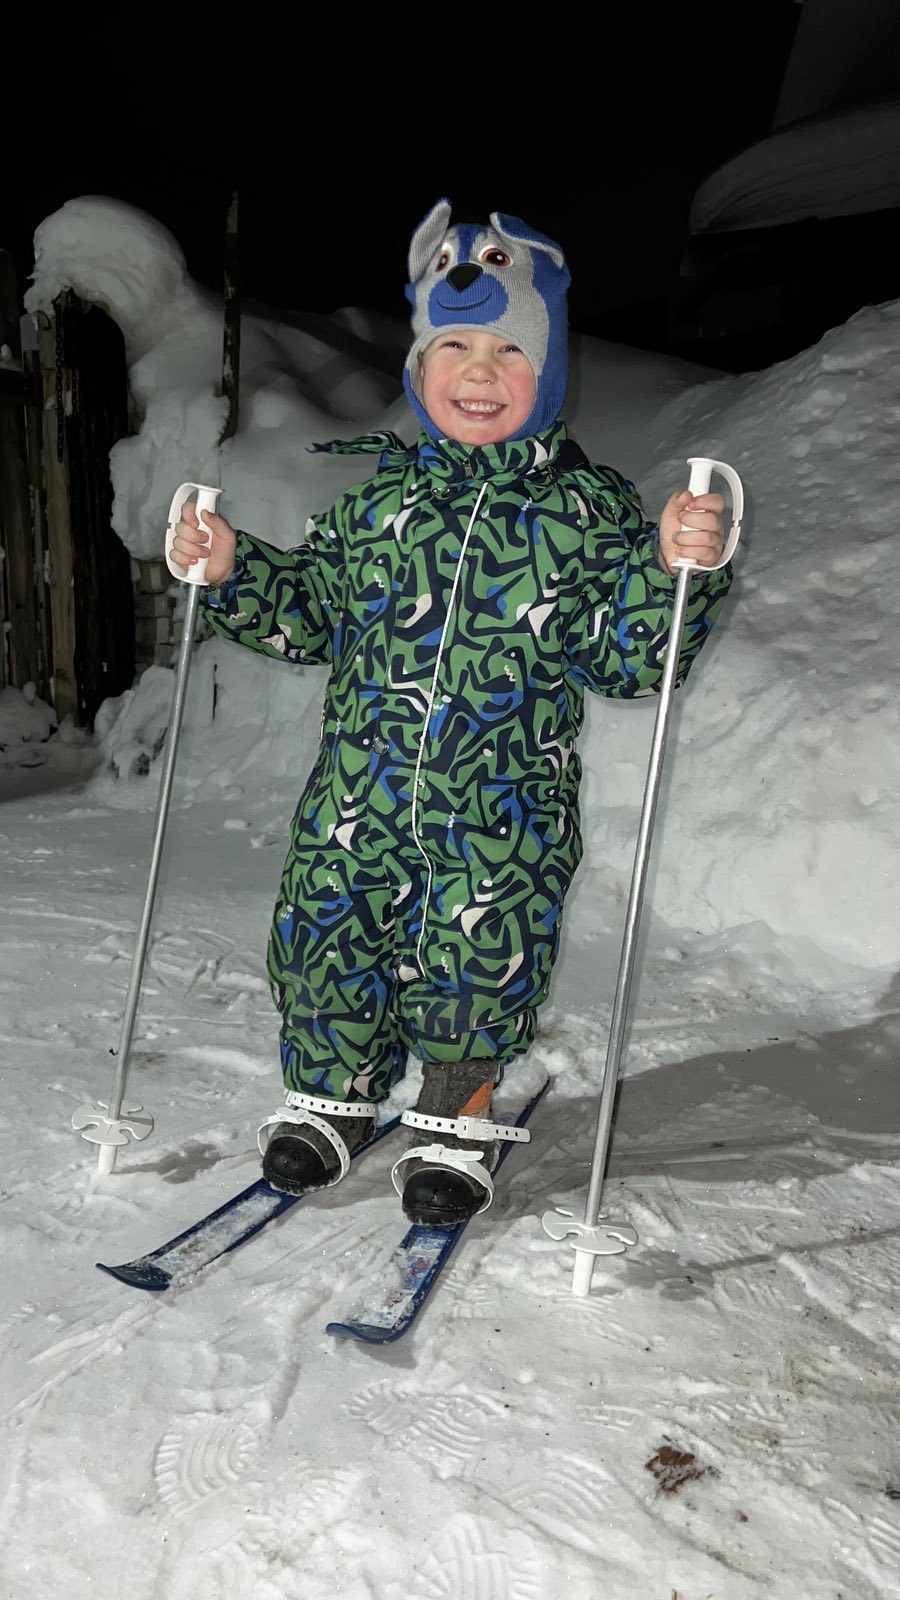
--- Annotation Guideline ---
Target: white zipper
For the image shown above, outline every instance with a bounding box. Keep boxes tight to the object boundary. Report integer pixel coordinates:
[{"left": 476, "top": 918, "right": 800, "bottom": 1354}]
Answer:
[{"left": 410, "top": 481, "right": 489, "bottom": 968}]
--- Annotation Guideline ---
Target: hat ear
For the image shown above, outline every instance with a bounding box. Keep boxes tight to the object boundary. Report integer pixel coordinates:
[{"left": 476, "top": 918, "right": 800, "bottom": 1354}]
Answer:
[
  {"left": 408, "top": 199, "right": 452, "bottom": 283},
  {"left": 490, "top": 212, "right": 567, "bottom": 273}
]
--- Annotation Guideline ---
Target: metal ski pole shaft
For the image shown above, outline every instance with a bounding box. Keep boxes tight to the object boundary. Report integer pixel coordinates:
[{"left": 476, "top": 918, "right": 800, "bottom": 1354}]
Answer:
[
  {"left": 73, "top": 484, "right": 222, "bottom": 1174},
  {"left": 541, "top": 456, "right": 744, "bottom": 1294},
  {"left": 571, "top": 561, "right": 694, "bottom": 1292},
  {"left": 104, "top": 585, "right": 200, "bottom": 1145}
]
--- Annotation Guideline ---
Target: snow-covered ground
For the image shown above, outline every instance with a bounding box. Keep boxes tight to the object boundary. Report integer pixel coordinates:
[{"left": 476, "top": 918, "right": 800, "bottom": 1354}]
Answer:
[{"left": 1, "top": 200, "right": 899, "bottom": 1598}]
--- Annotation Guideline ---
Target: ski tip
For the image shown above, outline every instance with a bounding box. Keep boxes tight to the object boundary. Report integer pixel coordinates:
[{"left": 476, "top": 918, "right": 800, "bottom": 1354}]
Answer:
[
  {"left": 96, "top": 1259, "right": 173, "bottom": 1292},
  {"left": 325, "top": 1319, "right": 408, "bottom": 1346}
]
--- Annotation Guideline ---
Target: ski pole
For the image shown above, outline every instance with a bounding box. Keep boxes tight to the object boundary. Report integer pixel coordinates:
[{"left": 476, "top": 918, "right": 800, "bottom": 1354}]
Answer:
[
  {"left": 72, "top": 483, "right": 222, "bottom": 1174},
  {"left": 541, "top": 457, "right": 744, "bottom": 1294}
]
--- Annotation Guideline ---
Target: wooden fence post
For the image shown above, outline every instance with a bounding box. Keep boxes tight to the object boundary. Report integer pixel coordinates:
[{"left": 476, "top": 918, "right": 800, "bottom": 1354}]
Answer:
[
  {"left": 0, "top": 251, "right": 41, "bottom": 694},
  {"left": 219, "top": 190, "right": 241, "bottom": 443},
  {"left": 36, "top": 308, "right": 78, "bottom": 726},
  {"left": 23, "top": 347, "right": 52, "bottom": 701}
]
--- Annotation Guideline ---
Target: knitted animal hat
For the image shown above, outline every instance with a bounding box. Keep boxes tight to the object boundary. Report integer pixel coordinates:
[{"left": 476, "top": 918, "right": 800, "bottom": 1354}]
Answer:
[{"left": 404, "top": 199, "right": 571, "bottom": 440}]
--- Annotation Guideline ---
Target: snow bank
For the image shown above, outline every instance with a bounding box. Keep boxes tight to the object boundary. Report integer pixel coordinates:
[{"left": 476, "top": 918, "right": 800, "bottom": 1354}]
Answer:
[
  {"left": 0, "top": 684, "right": 56, "bottom": 750},
  {"left": 618, "top": 300, "right": 900, "bottom": 977}
]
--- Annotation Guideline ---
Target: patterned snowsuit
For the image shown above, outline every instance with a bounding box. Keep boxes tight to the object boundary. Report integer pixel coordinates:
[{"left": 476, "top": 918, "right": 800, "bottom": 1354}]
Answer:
[{"left": 202, "top": 423, "right": 731, "bottom": 1103}]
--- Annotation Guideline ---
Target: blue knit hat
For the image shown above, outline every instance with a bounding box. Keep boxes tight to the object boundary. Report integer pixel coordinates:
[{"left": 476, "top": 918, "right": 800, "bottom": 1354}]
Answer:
[{"left": 404, "top": 199, "right": 571, "bottom": 441}]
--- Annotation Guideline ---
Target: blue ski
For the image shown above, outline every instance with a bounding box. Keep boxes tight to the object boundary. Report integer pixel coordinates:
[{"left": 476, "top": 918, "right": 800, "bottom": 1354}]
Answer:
[
  {"left": 96, "top": 1116, "right": 401, "bottom": 1291},
  {"left": 325, "top": 1079, "right": 549, "bottom": 1344}
]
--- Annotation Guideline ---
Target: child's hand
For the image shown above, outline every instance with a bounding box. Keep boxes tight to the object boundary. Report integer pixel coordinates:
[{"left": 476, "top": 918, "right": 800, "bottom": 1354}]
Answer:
[
  {"left": 658, "top": 491, "right": 725, "bottom": 574},
  {"left": 170, "top": 503, "right": 237, "bottom": 585}
]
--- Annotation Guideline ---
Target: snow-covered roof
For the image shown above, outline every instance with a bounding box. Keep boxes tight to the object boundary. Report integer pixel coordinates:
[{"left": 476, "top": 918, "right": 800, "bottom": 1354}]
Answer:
[{"left": 690, "top": 98, "right": 900, "bottom": 234}]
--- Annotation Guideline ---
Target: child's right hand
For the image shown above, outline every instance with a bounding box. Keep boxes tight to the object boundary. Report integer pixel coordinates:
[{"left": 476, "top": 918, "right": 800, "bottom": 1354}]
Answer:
[{"left": 170, "top": 503, "right": 237, "bottom": 585}]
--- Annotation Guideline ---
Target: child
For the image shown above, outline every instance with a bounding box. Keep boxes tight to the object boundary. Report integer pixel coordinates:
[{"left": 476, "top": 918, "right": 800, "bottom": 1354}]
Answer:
[{"left": 171, "top": 200, "right": 730, "bottom": 1226}]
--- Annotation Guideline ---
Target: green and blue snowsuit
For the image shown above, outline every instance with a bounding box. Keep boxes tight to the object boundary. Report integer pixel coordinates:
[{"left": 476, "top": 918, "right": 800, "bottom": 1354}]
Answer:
[{"left": 202, "top": 422, "right": 731, "bottom": 1102}]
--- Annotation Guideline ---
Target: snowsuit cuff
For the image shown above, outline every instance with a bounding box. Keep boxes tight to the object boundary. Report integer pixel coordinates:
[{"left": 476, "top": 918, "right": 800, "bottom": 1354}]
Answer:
[
  {"left": 637, "top": 526, "right": 732, "bottom": 593},
  {"left": 202, "top": 532, "right": 252, "bottom": 615}
]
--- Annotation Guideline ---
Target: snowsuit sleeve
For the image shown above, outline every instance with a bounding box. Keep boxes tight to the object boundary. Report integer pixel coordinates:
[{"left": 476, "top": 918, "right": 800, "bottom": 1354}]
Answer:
[
  {"left": 563, "top": 470, "right": 732, "bottom": 698},
  {"left": 200, "top": 509, "right": 345, "bottom": 667}
]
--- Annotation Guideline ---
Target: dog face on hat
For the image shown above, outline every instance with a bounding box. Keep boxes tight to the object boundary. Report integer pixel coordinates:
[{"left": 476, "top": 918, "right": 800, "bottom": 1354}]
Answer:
[{"left": 404, "top": 199, "right": 571, "bottom": 442}]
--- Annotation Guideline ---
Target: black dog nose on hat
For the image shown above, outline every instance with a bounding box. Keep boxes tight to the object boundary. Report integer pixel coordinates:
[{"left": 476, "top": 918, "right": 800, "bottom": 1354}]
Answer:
[{"left": 446, "top": 263, "right": 483, "bottom": 293}]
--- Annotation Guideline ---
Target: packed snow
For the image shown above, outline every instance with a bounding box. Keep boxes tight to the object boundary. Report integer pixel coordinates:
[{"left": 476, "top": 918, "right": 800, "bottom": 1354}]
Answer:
[{"left": 1, "top": 197, "right": 898, "bottom": 1599}]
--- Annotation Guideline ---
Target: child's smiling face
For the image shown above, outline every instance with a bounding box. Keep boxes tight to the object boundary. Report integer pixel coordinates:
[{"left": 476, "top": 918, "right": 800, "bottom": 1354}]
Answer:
[{"left": 420, "top": 330, "right": 537, "bottom": 444}]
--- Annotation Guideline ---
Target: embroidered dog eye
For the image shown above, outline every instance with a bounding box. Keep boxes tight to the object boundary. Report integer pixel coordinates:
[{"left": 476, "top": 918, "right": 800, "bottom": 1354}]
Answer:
[
  {"left": 435, "top": 249, "right": 451, "bottom": 272},
  {"left": 481, "top": 248, "right": 511, "bottom": 267}
]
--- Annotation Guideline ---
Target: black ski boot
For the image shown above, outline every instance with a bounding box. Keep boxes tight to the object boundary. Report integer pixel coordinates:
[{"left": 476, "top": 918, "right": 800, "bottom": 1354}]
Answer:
[
  {"left": 394, "top": 1060, "right": 499, "bottom": 1226},
  {"left": 259, "top": 1094, "right": 376, "bottom": 1196}
]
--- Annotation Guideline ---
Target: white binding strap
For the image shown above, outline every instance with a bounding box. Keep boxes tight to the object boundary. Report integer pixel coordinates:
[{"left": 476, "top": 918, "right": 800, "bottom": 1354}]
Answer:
[
  {"left": 391, "top": 1143, "right": 494, "bottom": 1214},
  {"left": 285, "top": 1091, "right": 375, "bottom": 1119},
  {"left": 400, "top": 1110, "right": 530, "bottom": 1144},
  {"left": 257, "top": 1105, "right": 365, "bottom": 1184}
]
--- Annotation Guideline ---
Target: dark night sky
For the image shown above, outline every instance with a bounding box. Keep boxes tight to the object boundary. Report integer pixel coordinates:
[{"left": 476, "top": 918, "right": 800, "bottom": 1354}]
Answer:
[{"left": 4, "top": 4, "right": 803, "bottom": 343}]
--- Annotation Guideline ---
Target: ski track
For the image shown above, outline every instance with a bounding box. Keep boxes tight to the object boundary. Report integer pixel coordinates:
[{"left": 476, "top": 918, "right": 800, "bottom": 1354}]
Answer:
[{"left": 2, "top": 815, "right": 900, "bottom": 1597}]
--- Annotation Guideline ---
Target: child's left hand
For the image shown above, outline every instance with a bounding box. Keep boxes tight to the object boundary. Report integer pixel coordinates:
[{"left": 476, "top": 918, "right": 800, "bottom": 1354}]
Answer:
[{"left": 658, "top": 491, "right": 725, "bottom": 574}]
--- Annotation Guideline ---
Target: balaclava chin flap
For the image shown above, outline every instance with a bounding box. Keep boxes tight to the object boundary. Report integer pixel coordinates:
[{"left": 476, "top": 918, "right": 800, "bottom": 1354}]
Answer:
[{"left": 403, "top": 198, "right": 571, "bottom": 441}]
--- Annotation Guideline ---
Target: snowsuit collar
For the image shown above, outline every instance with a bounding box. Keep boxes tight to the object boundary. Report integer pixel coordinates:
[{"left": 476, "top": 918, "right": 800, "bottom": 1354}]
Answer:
[
  {"left": 311, "top": 421, "right": 572, "bottom": 488},
  {"left": 413, "top": 424, "right": 569, "bottom": 485}
]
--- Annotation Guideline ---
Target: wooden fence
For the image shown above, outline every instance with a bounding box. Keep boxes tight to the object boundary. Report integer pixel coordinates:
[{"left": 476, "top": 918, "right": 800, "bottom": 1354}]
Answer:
[{"left": 0, "top": 253, "right": 135, "bottom": 728}]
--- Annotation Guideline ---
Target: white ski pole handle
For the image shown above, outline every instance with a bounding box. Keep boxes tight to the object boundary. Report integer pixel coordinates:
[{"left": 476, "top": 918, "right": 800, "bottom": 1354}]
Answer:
[
  {"left": 673, "top": 457, "right": 744, "bottom": 572},
  {"left": 165, "top": 482, "right": 223, "bottom": 584}
]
